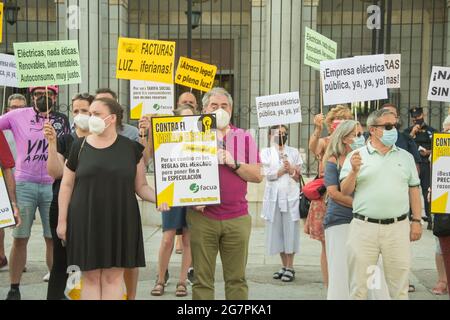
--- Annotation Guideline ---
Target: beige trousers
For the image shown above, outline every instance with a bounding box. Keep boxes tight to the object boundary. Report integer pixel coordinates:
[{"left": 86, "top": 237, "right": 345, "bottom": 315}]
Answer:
[{"left": 346, "top": 218, "right": 411, "bottom": 300}]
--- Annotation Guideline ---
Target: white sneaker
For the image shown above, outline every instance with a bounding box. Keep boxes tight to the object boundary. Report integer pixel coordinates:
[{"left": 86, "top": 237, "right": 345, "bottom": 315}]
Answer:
[{"left": 43, "top": 272, "right": 50, "bottom": 282}]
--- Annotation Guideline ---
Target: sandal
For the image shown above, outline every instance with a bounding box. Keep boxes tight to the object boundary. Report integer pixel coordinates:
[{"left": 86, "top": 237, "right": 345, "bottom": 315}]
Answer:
[
  {"left": 281, "top": 268, "right": 295, "bottom": 282},
  {"left": 175, "top": 282, "right": 188, "bottom": 297},
  {"left": 273, "top": 267, "right": 286, "bottom": 280},
  {"left": 151, "top": 282, "right": 165, "bottom": 296},
  {"left": 432, "top": 280, "right": 448, "bottom": 295},
  {"left": 408, "top": 284, "right": 416, "bottom": 293}
]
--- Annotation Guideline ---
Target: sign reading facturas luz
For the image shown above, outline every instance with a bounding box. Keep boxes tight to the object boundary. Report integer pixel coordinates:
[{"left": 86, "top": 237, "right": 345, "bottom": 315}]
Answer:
[
  {"left": 431, "top": 133, "right": 450, "bottom": 214},
  {"left": 116, "top": 38, "right": 176, "bottom": 84},
  {"left": 256, "top": 92, "right": 302, "bottom": 128},
  {"left": 320, "top": 54, "right": 388, "bottom": 106},
  {"left": 427, "top": 66, "right": 450, "bottom": 103},
  {"left": 304, "top": 27, "right": 337, "bottom": 70},
  {"left": 151, "top": 115, "right": 221, "bottom": 207},
  {"left": 13, "top": 40, "right": 81, "bottom": 88}
]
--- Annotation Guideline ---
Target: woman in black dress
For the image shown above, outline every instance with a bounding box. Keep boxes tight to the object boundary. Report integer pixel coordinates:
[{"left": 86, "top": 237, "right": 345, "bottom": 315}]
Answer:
[{"left": 57, "top": 97, "right": 167, "bottom": 300}]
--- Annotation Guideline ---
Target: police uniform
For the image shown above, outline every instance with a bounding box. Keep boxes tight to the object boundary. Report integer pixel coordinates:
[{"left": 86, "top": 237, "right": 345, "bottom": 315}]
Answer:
[{"left": 404, "top": 107, "right": 437, "bottom": 223}]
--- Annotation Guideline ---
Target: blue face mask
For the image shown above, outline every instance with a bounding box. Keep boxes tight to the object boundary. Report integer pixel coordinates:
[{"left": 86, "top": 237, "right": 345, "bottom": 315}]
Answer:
[
  {"left": 350, "top": 135, "right": 366, "bottom": 150},
  {"left": 380, "top": 128, "right": 398, "bottom": 147}
]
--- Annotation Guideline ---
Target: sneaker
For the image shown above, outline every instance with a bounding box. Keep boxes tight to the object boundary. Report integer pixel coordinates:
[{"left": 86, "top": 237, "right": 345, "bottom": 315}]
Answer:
[
  {"left": 6, "top": 288, "right": 21, "bottom": 300},
  {"left": 187, "top": 268, "right": 194, "bottom": 285},
  {"left": 43, "top": 272, "right": 50, "bottom": 282},
  {"left": 0, "top": 256, "right": 7, "bottom": 270}
]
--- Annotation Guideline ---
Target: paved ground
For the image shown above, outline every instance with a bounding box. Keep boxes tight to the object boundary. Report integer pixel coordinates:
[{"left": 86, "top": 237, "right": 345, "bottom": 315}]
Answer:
[{"left": 0, "top": 222, "right": 448, "bottom": 300}]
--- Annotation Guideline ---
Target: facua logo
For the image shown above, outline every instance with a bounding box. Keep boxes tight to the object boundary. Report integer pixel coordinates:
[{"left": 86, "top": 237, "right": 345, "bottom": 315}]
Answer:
[
  {"left": 153, "top": 104, "right": 161, "bottom": 111},
  {"left": 190, "top": 183, "right": 200, "bottom": 193}
]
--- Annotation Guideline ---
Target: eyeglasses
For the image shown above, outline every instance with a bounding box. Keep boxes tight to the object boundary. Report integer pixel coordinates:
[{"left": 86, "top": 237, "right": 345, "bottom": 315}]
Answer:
[
  {"left": 372, "top": 124, "right": 395, "bottom": 131},
  {"left": 72, "top": 92, "right": 93, "bottom": 101}
]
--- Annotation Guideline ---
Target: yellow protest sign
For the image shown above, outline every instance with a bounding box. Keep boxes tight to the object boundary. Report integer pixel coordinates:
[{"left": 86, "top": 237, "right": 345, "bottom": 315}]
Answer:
[
  {"left": 175, "top": 57, "right": 217, "bottom": 92},
  {"left": 431, "top": 133, "right": 450, "bottom": 214},
  {"left": 0, "top": 3, "right": 4, "bottom": 43},
  {"left": 116, "top": 37, "right": 176, "bottom": 84}
]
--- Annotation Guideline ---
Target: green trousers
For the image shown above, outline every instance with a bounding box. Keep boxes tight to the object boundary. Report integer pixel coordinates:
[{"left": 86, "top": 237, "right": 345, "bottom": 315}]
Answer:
[{"left": 187, "top": 211, "right": 252, "bottom": 300}]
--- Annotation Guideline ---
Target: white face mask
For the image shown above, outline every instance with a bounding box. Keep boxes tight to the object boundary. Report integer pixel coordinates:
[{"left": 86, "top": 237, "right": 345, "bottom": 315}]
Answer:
[
  {"left": 73, "top": 114, "right": 90, "bottom": 131},
  {"left": 213, "top": 108, "right": 231, "bottom": 130},
  {"left": 89, "top": 115, "right": 112, "bottom": 135}
]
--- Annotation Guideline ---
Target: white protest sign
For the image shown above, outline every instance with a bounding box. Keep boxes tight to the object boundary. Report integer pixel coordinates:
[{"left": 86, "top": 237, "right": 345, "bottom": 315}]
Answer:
[
  {"left": 255, "top": 92, "right": 302, "bottom": 128},
  {"left": 0, "top": 53, "right": 18, "bottom": 87},
  {"left": 152, "top": 115, "right": 221, "bottom": 207},
  {"left": 427, "top": 66, "right": 450, "bottom": 103},
  {"left": 0, "top": 169, "right": 16, "bottom": 229},
  {"left": 384, "top": 54, "right": 401, "bottom": 89},
  {"left": 304, "top": 27, "right": 337, "bottom": 70},
  {"left": 320, "top": 54, "right": 388, "bottom": 106},
  {"left": 130, "top": 80, "right": 174, "bottom": 119}
]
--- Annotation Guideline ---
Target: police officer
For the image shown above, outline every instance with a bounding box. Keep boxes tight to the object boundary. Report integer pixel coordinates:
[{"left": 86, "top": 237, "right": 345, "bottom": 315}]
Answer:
[{"left": 404, "top": 107, "right": 437, "bottom": 229}]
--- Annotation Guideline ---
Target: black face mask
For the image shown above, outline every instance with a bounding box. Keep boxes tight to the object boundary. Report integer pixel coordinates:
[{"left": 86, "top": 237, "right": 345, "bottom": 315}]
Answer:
[
  {"left": 413, "top": 118, "right": 424, "bottom": 126},
  {"left": 35, "top": 96, "right": 54, "bottom": 113},
  {"left": 274, "top": 135, "right": 288, "bottom": 146}
]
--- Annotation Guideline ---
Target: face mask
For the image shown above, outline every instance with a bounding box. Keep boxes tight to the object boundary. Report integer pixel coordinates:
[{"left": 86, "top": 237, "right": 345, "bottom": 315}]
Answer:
[
  {"left": 414, "top": 118, "right": 424, "bottom": 126},
  {"left": 213, "top": 108, "right": 231, "bottom": 130},
  {"left": 74, "top": 114, "right": 90, "bottom": 131},
  {"left": 350, "top": 135, "right": 366, "bottom": 150},
  {"left": 380, "top": 128, "right": 398, "bottom": 147},
  {"left": 274, "top": 135, "right": 288, "bottom": 146},
  {"left": 89, "top": 115, "right": 112, "bottom": 135},
  {"left": 35, "top": 96, "right": 53, "bottom": 113}
]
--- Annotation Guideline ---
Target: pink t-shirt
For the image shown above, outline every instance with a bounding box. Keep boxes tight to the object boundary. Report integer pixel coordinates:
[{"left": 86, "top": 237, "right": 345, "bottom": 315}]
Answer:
[{"left": 203, "top": 125, "right": 261, "bottom": 221}]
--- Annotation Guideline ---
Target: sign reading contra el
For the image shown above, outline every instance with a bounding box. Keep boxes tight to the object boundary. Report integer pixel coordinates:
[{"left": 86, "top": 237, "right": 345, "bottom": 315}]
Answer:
[{"left": 116, "top": 37, "right": 176, "bottom": 84}]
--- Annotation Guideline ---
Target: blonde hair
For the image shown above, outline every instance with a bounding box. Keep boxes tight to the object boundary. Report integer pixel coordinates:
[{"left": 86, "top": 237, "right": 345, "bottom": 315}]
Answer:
[{"left": 325, "top": 105, "right": 353, "bottom": 132}]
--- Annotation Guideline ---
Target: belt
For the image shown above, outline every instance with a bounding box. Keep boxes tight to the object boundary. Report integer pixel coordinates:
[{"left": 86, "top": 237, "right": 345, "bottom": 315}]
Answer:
[{"left": 353, "top": 213, "right": 408, "bottom": 225}]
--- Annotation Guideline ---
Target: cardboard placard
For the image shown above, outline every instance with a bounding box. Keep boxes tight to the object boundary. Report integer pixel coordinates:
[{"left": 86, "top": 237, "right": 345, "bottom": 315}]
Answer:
[
  {"left": 427, "top": 66, "right": 450, "bottom": 103},
  {"left": 175, "top": 57, "right": 217, "bottom": 92},
  {"left": 0, "top": 53, "right": 18, "bottom": 88},
  {"left": 304, "top": 27, "right": 337, "bottom": 70},
  {"left": 255, "top": 92, "right": 302, "bottom": 128},
  {"left": 431, "top": 133, "right": 450, "bottom": 214},
  {"left": 0, "top": 169, "right": 16, "bottom": 229},
  {"left": 130, "top": 80, "right": 174, "bottom": 119}
]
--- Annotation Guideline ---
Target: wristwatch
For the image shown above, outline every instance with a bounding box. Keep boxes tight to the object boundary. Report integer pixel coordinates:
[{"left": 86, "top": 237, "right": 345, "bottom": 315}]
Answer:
[{"left": 411, "top": 218, "right": 424, "bottom": 225}]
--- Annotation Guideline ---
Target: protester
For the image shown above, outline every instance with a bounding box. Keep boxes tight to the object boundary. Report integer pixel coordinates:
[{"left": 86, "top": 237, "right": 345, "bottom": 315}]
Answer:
[
  {"left": 186, "top": 87, "right": 262, "bottom": 300},
  {"left": 341, "top": 109, "right": 422, "bottom": 299},
  {"left": 150, "top": 103, "right": 196, "bottom": 297},
  {"left": 0, "top": 131, "right": 21, "bottom": 269},
  {"left": 322, "top": 120, "right": 363, "bottom": 299},
  {"left": 57, "top": 97, "right": 168, "bottom": 300},
  {"left": 404, "top": 107, "right": 437, "bottom": 230},
  {"left": 0, "top": 94, "right": 27, "bottom": 271},
  {"left": 1, "top": 86, "right": 70, "bottom": 300},
  {"left": 261, "top": 125, "right": 301, "bottom": 282},
  {"left": 94, "top": 88, "right": 150, "bottom": 299},
  {"left": 306, "top": 104, "right": 352, "bottom": 288},
  {"left": 43, "top": 92, "right": 94, "bottom": 300}
]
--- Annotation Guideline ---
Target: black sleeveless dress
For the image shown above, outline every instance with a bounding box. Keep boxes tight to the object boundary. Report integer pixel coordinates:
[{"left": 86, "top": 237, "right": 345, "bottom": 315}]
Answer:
[{"left": 66, "top": 135, "right": 145, "bottom": 271}]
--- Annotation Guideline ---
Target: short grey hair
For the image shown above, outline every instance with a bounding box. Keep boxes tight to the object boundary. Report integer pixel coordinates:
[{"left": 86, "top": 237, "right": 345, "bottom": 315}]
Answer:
[
  {"left": 443, "top": 115, "right": 450, "bottom": 127},
  {"left": 323, "top": 120, "right": 359, "bottom": 166},
  {"left": 8, "top": 93, "right": 27, "bottom": 106},
  {"left": 367, "top": 109, "right": 396, "bottom": 127},
  {"left": 202, "top": 87, "right": 233, "bottom": 109}
]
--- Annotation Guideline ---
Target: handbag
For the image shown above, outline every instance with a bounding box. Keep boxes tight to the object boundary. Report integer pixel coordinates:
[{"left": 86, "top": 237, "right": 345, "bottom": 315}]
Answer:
[
  {"left": 433, "top": 214, "right": 450, "bottom": 237},
  {"left": 302, "top": 177, "right": 326, "bottom": 201},
  {"left": 299, "top": 176, "right": 311, "bottom": 219}
]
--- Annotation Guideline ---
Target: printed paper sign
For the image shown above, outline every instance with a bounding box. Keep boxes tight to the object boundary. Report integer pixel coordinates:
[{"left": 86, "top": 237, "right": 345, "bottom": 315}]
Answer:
[
  {"left": 384, "top": 54, "right": 401, "bottom": 89},
  {"left": 304, "top": 27, "right": 337, "bottom": 70},
  {"left": 116, "top": 37, "right": 176, "bottom": 84},
  {"left": 255, "top": 92, "right": 302, "bottom": 128},
  {"left": 130, "top": 80, "right": 174, "bottom": 119},
  {"left": 320, "top": 54, "right": 388, "bottom": 106},
  {"left": 13, "top": 40, "right": 81, "bottom": 87},
  {"left": 0, "top": 169, "right": 16, "bottom": 229},
  {"left": 431, "top": 133, "right": 450, "bottom": 214},
  {"left": 175, "top": 57, "right": 217, "bottom": 92},
  {"left": 427, "top": 66, "right": 450, "bottom": 103},
  {"left": 152, "top": 115, "right": 221, "bottom": 207},
  {"left": 0, "top": 54, "right": 18, "bottom": 87}
]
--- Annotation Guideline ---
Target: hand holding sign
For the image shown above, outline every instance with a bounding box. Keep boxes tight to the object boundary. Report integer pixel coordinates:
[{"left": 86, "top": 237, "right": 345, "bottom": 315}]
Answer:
[
  {"left": 350, "top": 151, "right": 363, "bottom": 173},
  {"left": 43, "top": 122, "right": 57, "bottom": 143},
  {"left": 313, "top": 114, "right": 325, "bottom": 130}
]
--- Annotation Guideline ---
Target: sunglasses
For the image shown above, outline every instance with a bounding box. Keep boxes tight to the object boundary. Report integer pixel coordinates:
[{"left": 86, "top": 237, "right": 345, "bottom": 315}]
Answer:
[{"left": 373, "top": 123, "right": 395, "bottom": 130}]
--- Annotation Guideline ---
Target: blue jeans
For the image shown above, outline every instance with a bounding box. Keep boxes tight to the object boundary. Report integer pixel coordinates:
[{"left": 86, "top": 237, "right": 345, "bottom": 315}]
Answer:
[{"left": 13, "top": 182, "right": 52, "bottom": 239}]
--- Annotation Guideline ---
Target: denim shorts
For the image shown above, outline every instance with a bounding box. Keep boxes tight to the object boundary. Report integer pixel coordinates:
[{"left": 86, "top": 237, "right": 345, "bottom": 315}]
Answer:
[{"left": 13, "top": 182, "right": 52, "bottom": 239}]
